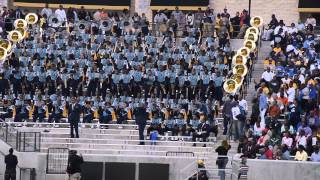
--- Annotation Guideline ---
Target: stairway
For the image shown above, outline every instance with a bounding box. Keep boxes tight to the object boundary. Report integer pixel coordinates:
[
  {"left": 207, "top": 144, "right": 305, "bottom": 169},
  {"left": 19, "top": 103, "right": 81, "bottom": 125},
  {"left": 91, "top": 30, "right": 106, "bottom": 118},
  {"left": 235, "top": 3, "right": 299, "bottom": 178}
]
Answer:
[
  {"left": 201, "top": 40, "right": 271, "bottom": 180},
  {"left": 246, "top": 41, "right": 271, "bottom": 115}
]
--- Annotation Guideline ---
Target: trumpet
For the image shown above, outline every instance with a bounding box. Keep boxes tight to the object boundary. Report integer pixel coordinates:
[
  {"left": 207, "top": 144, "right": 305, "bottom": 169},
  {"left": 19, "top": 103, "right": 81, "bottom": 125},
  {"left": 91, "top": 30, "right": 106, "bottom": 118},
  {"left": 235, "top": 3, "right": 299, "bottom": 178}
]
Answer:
[
  {"left": 243, "top": 40, "right": 256, "bottom": 52},
  {"left": 25, "top": 13, "right": 38, "bottom": 25},
  {"left": 0, "top": 47, "right": 7, "bottom": 61},
  {"left": 232, "top": 64, "right": 248, "bottom": 77},
  {"left": 250, "top": 16, "right": 263, "bottom": 27},
  {"left": 223, "top": 79, "right": 237, "bottom": 94},
  {"left": 232, "top": 54, "right": 247, "bottom": 65},
  {"left": 237, "top": 47, "right": 250, "bottom": 58},
  {"left": 8, "top": 30, "right": 23, "bottom": 42},
  {"left": 14, "top": 19, "right": 28, "bottom": 29}
]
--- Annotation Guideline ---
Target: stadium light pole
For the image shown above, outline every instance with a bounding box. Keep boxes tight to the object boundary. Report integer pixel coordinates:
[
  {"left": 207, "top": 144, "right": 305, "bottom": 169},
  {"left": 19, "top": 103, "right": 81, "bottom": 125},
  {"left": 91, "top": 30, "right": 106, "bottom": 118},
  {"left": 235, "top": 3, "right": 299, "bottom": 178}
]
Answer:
[{"left": 248, "top": 0, "right": 252, "bottom": 16}]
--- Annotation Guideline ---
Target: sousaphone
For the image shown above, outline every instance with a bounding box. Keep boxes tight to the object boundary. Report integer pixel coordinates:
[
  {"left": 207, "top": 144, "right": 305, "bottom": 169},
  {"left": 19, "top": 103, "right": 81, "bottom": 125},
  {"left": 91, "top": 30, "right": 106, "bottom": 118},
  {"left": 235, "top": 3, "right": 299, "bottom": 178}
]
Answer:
[
  {"left": 246, "top": 27, "right": 259, "bottom": 35},
  {"left": 15, "top": 27, "right": 27, "bottom": 39},
  {"left": 237, "top": 47, "right": 250, "bottom": 58},
  {"left": 14, "top": 19, "right": 28, "bottom": 29},
  {"left": 25, "top": 13, "right": 38, "bottom": 25},
  {"left": 230, "top": 73, "right": 244, "bottom": 87},
  {"left": 250, "top": 16, "right": 263, "bottom": 27},
  {"left": 8, "top": 30, "right": 23, "bottom": 42},
  {"left": 244, "top": 32, "right": 258, "bottom": 42},
  {"left": 223, "top": 79, "right": 237, "bottom": 94},
  {"left": 100, "top": 19, "right": 113, "bottom": 32},
  {"left": 0, "top": 47, "right": 7, "bottom": 61},
  {"left": 159, "top": 23, "right": 168, "bottom": 33},
  {"left": 0, "top": 39, "right": 12, "bottom": 53},
  {"left": 49, "top": 15, "right": 62, "bottom": 28},
  {"left": 232, "top": 54, "right": 247, "bottom": 65},
  {"left": 232, "top": 64, "right": 248, "bottom": 77},
  {"left": 243, "top": 40, "right": 256, "bottom": 52}
]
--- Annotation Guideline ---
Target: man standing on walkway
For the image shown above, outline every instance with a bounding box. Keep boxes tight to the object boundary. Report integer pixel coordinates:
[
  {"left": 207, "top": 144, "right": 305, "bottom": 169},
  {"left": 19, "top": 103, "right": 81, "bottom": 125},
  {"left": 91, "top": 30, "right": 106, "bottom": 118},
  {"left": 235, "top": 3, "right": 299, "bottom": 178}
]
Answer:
[
  {"left": 4, "top": 148, "right": 18, "bottom": 180},
  {"left": 134, "top": 103, "right": 148, "bottom": 145}
]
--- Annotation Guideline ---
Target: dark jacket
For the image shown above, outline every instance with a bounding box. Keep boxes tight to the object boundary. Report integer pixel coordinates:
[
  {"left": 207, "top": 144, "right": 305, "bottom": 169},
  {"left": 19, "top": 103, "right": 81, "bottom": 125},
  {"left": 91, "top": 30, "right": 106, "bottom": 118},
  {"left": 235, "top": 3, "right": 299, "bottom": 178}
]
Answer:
[
  {"left": 68, "top": 103, "right": 82, "bottom": 123},
  {"left": 67, "top": 154, "right": 84, "bottom": 174},
  {"left": 134, "top": 107, "right": 148, "bottom": 125},
  {"left": 5, "top": 154, "right": 18, "bottom": 171}
]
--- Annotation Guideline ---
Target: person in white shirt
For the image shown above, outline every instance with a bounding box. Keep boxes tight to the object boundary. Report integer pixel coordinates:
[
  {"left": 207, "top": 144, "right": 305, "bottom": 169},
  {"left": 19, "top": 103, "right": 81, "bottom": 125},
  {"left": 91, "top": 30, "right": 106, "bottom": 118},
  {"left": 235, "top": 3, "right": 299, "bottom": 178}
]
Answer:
[
  {"left": 287, "top": 23, "right": 298, "bottom": 35},
  {"left": 55, "top": 5, "right": 67, "bottom": 23},
  {"left": 281, "top": 131, "right": 293, "bottom": 149},
  {"left": 287, "top": 82, "right": 295, "bottom": 103},
  {"left": 153, "top": 10, "right": 168, "bottom": 36},
  {"left": 261, "top": 67, "right": 275, "bottom": 82},
  {"left": 41, "top": 3, "right": 53, "bottom": 19},
  {"left": 93, "top": 9, "right": 101, "bottom": 21},
  {"left": 231, "top": 102, "right": 242, "bottom": 141},
  {"left": 305, "top": 15, "right": 316, "bottom": 27},
  {"left": 239, "top": 96, "right": 248, "bottom": 114}
]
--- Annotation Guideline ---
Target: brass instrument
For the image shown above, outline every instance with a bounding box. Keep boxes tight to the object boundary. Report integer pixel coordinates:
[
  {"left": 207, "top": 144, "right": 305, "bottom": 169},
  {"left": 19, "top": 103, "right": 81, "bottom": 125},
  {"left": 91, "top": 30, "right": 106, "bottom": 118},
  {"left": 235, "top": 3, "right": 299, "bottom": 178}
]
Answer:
[
  {"left": 0, "top": 39, "right": 12, "bottom": 53},
  {"left": 232, "top": 54, "right": 247, "bottom": 65},
  {"left": 237, "top": 47, "right": 250, "bottom": 58},
  {"left": 14, "top": 19, "right": 28, "bottom": 29},
  {"left": 15, "top": 27, "right": 27, "bottom": 39},
  {"left": 49, "top": 15, "right": 62, "bottom": 28},
  {"left": 244, "top": 32, "right": 258, "bottom": 42},
  {"left": 250, "top": 16, "right": 263, "bottom": 27},
  {"left": 100, "top": 19, "right": 113, "bottom": 32},
  {"left": 230, "top": 73, "right": 243, "bottom": 87},
  {"left": 243, "top": 40, "right": 256, "bottom": 52},
  {"left": 223, "top": 79, "right": 237, "bottom": 94},
  {"left": 0, "top": 47, "right": 7, "bottom": 61},
  {"left": 246, "top": 27, "right": 259, "bottom": 35},
  {"left": 232, "top": 64, "right": 248, "bottom": 77},
  {"left": 8, "top": 30, "right": 23, "bottom": 42},
  {"left": 25, "top": 13, "right": 38, "bottom": 25}
]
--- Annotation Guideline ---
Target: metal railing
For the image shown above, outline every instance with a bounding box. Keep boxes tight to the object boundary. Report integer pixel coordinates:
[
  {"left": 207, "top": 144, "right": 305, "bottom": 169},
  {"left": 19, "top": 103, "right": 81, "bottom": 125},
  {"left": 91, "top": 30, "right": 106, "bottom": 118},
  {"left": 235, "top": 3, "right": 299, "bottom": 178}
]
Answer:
[
  {"left": 0, "top": 120, "right": 41, "bottom": 152},
  {"left": 46, "top": 147, "right": 69, "bottom": 174},
  {"left": 166, "top": 151, "right": 194, "bottom": 157}
]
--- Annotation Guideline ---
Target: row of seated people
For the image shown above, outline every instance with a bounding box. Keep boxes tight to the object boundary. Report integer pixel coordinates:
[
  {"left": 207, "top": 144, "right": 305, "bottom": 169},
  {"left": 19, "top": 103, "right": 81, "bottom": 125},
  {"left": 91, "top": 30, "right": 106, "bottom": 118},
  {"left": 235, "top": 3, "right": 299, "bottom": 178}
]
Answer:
[{"left": 0, "top": 94, "right": 218, "bottom": 142}]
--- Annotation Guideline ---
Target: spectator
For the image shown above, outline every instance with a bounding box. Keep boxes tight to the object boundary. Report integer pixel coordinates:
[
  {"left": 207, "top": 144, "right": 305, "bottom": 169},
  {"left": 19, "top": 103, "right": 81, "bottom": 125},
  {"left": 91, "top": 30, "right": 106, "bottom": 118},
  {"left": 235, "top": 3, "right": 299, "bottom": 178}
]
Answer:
[
  {"left": 67, "top": 150, "right": 84, "bottom": 180},
  {"left": 4, "top": 148, "right": 18, "bottom": 180},
  {"left": 230, "top": 12, "right": 240, "bottom": 38},
  {"left": 215, "top": 140, "right": 231, "bottom": 180},
  {"left": 294, "top": 145, "right": 308, "bottom": 161},
  {"left": 55, "top": 5, "right": 67, "bottom": 22},
  {"left": 305, "top": 14, "right": 316, "bottom": 27},
  {"left": 310, "top": 146, "right": 320, "bottom": 162},
  {"left": 41, "top": 3, "right": 52, "bottom": 19}
]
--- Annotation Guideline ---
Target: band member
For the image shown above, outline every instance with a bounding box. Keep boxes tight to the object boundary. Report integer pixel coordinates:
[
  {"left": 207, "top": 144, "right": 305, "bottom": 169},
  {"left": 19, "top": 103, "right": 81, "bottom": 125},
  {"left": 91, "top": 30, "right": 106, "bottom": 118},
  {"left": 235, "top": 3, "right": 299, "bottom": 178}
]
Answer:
[
  {"left": 48, "top": 97, "right": 63, "bottom": 123},
  {"left": 83, "top": 101, "right": 94, "bottom": 123}
]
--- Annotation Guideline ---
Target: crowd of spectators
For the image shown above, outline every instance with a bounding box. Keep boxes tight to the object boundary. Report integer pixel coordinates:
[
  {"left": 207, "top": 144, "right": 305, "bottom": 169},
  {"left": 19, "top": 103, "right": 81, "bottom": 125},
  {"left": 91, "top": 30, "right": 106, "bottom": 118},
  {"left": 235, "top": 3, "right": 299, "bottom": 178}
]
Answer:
[
  {"left": 236, "top": 14, "right": 320, "bottom": 162},
  {"left": 0, "top": 5, "right": 254, "bottom": 144}
]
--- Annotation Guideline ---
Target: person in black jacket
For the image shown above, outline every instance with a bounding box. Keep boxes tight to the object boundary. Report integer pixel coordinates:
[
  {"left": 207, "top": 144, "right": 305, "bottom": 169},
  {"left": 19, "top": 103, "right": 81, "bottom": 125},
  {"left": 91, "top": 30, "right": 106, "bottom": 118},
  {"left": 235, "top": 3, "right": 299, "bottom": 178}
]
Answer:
[
  {"left": 192, "top": 114, "right": 210, "bottom": 147},
  {"left": 4, "top": 148, "right": 18, "bottom": 180},
  {"left": 134, "top": 103, "right": 148, "bottom": 145},
  {"left": 68, "top": 97, "right": 82, "bottom": 138},
  {"left": 215, "top": 140, "right": 231, "bottom": 180},
  {"left": 67, "top": 150, "right": 84, "bottom": 180}
]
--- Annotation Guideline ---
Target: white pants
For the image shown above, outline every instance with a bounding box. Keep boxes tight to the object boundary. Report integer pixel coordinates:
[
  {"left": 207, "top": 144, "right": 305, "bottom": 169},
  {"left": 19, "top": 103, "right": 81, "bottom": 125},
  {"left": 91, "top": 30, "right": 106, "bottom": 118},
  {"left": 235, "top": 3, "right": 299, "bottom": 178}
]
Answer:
[
  {"left": 65, "top": 173, "right": 81, "bottom": 180},
  {"left": 260, "top": 108, "right": 267, "bottom": 126}
]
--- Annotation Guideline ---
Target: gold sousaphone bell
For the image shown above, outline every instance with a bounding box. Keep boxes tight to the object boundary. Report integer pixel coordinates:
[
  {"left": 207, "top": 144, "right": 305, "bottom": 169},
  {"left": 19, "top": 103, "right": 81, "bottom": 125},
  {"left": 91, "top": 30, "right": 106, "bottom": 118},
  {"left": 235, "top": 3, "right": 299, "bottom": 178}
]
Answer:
[
  {"left": 223, "top": 79, "right": 238, "bottom": 94},
  {"left": 14, "top": 19, "right": 28, "bottom": 29},
  {"left": 230, "top": 73, "right": 244, "bottom": 87},
  {"left": 25, "top": 13, "right": 38, "bottom": 24},
  {"left": 245, "top": 32, "right": 258, "bottom": 42},
  {"left": 8, "top": 30, "right": 23, "bottom": 42},
  {"left": 0, "top": 39, "right": 12, "bottom": 53},
  {"left": 250, "top": 16, "right": 263, "bottom": 27},
  {"left": 15, "top": 27, "right": 27, "bottom": 39},
  {"left": 232, "top": 54, "right": 247, "bottom": 65},
  {"left": 246, "top": 27, "right": 259, "bottom": 35},
  {"left": 0, "top": 47, "right": 7, "bottom": 61},
  {"left": 233, "top": 64, "right": 248, "bottom": 77},
  {"left": 237, "top": 47, "right": 250, "bottom": 58},
  {"left": 243, "top": 40, "right": 256, "bottom": 52}
]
